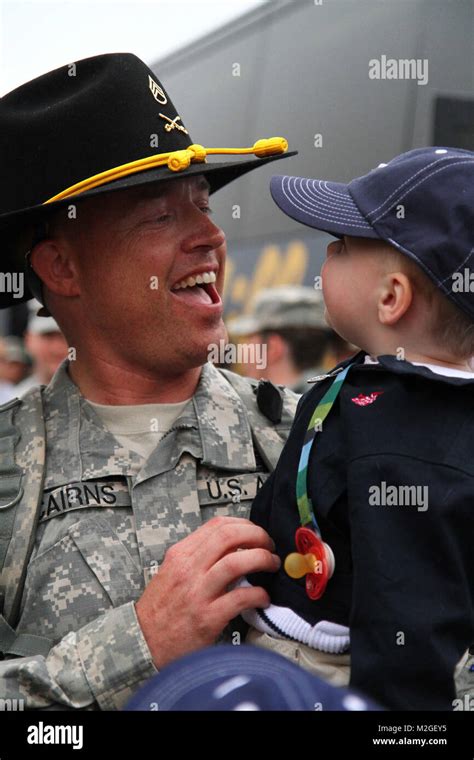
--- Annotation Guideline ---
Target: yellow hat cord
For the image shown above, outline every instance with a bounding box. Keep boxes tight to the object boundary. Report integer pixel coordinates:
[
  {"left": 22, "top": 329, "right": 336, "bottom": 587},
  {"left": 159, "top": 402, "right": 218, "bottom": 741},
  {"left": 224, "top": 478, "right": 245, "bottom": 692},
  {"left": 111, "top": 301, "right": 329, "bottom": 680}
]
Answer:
[{"left": 44, "top": 137, "right": 289, "bottom": 205}]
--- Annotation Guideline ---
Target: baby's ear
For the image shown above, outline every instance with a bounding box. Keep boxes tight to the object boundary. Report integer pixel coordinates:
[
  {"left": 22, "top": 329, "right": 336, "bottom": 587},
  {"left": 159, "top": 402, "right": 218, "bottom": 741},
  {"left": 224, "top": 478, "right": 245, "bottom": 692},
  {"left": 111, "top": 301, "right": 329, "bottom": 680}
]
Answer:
[{"left": 377, "top": 271, "right": 413, "bottom": 326}]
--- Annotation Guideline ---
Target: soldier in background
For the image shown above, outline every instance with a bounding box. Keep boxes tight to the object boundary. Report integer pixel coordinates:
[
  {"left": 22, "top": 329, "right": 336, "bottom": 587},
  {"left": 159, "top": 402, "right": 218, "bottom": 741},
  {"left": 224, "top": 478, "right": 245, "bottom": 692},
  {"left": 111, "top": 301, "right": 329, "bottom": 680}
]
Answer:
[
  {"left": 0, "top": 339, "right": 17, "bottom": 403},
  {"left": 0, "top": 336, "right": 31, "bottom": 392},
  {"left": 228, "top": 286, "right": 355, "bottom": 393},
  {"left": 14, "top": 300, "right": 68, "bottom": 397}
]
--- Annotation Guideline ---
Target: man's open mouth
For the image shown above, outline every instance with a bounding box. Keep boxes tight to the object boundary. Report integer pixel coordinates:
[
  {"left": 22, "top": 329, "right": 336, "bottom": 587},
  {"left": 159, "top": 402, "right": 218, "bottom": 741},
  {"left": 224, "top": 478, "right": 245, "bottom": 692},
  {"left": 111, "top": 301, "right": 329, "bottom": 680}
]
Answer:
[{"left": 170, "top": 270, "right": 221, "bottom": 306}]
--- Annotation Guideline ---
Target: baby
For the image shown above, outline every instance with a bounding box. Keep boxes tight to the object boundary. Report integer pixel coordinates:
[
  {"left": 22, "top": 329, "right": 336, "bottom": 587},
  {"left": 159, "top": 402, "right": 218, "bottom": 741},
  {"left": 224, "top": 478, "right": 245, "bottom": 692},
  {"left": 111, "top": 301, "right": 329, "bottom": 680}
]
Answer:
[{"left": 242, "top": 147, "right": 474, "bottom": 710}]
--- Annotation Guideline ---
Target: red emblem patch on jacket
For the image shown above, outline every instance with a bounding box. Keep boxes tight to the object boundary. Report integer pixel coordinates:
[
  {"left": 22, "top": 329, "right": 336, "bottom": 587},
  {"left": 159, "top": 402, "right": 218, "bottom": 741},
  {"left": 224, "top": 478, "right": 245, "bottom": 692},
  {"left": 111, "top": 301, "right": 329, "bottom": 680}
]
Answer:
[{"left": 351, "top": 391, "right": 384, "bottom": 406}]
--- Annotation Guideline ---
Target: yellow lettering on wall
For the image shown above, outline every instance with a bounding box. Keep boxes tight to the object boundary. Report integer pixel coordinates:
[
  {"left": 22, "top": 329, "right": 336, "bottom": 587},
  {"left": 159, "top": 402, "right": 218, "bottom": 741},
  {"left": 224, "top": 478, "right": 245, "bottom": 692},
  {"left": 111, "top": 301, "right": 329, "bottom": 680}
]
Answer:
[{"left": 225, "top": 240, "right": 309, "bottom": 320}]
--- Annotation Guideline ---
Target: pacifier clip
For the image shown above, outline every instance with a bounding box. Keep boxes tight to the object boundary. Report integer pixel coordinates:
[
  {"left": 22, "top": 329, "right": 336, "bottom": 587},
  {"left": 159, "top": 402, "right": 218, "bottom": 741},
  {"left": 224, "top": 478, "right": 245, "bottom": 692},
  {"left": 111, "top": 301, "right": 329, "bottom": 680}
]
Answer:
[{"left": 284, "top": 363, "right": 353, "bottom": 600}]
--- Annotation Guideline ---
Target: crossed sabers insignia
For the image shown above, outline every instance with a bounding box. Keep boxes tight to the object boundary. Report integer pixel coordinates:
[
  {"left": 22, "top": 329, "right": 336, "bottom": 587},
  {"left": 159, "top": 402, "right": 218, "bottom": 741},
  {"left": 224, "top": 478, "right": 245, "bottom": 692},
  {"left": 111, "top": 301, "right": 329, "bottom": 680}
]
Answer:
[{"left": 159, "top": 113, "right": 189, "bottom": 135}]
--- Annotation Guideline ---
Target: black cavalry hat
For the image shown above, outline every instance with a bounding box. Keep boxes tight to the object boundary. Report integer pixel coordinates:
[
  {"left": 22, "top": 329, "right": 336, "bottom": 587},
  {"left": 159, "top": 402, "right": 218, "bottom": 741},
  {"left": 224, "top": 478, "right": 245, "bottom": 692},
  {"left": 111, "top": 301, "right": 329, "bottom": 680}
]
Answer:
[{"left": 0, "top": 52, "right": 296, "bottom": 308}]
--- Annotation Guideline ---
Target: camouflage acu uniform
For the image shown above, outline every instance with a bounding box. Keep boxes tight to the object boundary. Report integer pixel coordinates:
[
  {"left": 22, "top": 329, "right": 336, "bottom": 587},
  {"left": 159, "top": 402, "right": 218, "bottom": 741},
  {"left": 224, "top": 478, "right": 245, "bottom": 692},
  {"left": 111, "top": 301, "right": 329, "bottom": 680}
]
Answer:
[{"left": 0, "top": 359, "right": 298, "bottom": 710}]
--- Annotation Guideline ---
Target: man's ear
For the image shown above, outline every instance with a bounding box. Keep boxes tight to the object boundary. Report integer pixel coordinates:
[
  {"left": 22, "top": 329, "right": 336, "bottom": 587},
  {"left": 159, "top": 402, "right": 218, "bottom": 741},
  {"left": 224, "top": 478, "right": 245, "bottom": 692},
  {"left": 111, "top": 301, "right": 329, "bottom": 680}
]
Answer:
[
  {"left": 29, "top": 238, "right": 81, "bottom": 299},
  {"left": 377, "top": 271, "right": 413, "bottom": 326}
]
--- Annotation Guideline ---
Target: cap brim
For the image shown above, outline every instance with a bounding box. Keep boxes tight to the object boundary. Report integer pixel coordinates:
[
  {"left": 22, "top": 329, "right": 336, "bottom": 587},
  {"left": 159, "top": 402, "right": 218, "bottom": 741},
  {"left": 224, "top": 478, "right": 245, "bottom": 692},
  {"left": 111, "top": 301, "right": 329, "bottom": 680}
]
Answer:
[
  {"left": 270, "top": 175, "right": 379, "bottom": 239},
  {"left": 123, "top": 644, "right": 380, "bottom": 711}
]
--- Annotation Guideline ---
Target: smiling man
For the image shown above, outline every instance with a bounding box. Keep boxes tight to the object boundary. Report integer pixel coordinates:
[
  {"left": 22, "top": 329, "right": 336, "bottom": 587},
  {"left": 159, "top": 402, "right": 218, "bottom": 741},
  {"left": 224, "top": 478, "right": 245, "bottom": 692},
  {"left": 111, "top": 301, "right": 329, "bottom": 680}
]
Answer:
[
  {"left": 39, "top": 176, "right": 227, "bottom": 403},
  {"left": 0, "top": 53, "right": 298, "bottom": 710}
]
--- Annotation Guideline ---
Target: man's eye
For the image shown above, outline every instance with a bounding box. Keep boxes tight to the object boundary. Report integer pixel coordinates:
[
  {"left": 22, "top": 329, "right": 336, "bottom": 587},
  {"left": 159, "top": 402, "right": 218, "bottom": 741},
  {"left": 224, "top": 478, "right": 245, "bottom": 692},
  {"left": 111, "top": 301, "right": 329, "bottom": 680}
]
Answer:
[
  {"left": 200, "top": 206, "right": 213, "bottom": 215},
  {"left": 155, "top": 214, "right": 172, "bottom": 223}
]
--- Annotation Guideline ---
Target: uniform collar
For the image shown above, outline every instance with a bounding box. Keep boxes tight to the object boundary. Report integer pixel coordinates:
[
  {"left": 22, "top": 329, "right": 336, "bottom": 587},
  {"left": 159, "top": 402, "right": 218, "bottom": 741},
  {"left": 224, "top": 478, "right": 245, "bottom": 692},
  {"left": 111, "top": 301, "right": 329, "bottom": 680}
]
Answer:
[
  {"left": 42, "top": 359, "right": 256, "bottom": 488},
  {"left": 43, "top": 359, "right": 143, "bottom": 487},
  {"left": 135, "top": 362, "right": 256, "bottom": 484},
  {"left": 193, "top": 362, "right": 256, "bottom": 470}
]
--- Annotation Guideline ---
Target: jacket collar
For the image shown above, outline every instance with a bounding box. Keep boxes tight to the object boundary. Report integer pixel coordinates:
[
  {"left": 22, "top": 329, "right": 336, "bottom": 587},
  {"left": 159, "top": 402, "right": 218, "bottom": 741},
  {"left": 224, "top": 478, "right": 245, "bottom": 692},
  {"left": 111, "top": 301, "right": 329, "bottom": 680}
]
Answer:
[{"left": 337, "top": 350, "right": 474, "bottom": 386}]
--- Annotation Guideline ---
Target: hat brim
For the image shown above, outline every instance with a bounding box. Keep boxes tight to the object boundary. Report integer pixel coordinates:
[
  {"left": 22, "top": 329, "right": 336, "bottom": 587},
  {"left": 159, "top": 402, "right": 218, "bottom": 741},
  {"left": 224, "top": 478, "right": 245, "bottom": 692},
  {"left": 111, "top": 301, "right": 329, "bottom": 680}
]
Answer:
[
  {"left": 270, "top": 175, "right": 379, "bottom": 239},
  {"left": 0, "top": 152, "right": 298, "bottom": 233}
]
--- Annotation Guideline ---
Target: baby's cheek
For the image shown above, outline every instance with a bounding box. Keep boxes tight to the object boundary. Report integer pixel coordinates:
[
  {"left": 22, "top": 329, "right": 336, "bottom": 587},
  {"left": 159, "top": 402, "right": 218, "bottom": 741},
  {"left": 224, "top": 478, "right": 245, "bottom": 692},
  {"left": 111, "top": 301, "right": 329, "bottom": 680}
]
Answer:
[{"left": 323, "top": 272, "right": 344, "bottom": 312}]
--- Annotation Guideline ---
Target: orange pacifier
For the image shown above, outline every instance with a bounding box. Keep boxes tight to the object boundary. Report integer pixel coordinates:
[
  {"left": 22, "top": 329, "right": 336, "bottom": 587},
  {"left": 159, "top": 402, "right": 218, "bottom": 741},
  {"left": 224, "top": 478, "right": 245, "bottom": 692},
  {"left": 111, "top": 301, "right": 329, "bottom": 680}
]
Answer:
[{"left": 284, "top": 526, "right": 335, "bottom": 600}]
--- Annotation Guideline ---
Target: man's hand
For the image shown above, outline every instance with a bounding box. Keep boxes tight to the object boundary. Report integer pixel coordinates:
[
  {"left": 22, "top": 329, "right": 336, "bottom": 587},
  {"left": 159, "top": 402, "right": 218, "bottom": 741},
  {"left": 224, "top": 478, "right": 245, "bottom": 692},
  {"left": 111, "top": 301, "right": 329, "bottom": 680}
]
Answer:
[{"left": 135, "top": 516, "right": 280, "bottom": 669}]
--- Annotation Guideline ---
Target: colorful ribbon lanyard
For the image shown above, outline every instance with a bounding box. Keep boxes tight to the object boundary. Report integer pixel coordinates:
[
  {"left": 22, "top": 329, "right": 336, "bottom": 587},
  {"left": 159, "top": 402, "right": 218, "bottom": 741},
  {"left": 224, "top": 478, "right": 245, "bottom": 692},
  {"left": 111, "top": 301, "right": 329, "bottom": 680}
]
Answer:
[{"left": 296, "top": 363, "right": 354, "bottom": 534}]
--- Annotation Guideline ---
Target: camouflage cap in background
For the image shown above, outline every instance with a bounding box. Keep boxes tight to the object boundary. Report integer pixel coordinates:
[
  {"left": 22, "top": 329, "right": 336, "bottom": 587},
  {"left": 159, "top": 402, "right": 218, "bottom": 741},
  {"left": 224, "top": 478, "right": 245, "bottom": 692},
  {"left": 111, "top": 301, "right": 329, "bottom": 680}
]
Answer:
[{"left": 228, "top": 286, "right": 329, "bottom": 336}]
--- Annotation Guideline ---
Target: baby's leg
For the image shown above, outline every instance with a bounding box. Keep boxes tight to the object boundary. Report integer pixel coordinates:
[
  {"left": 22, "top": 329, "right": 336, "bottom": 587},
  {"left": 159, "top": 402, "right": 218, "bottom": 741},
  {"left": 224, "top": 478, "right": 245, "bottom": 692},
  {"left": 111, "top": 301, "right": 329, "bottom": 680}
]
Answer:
[{"left": 246, "top": 627, "right": 351, "bottom": 687}]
